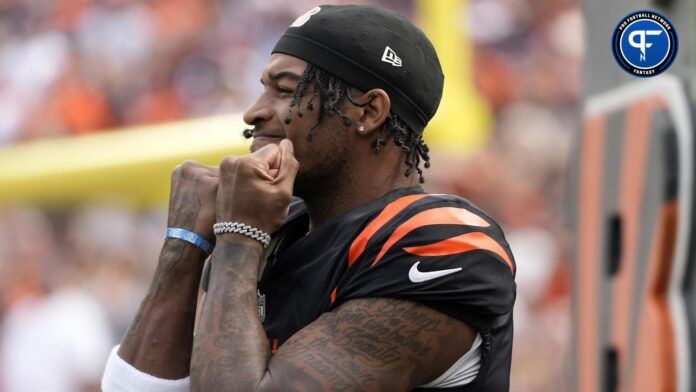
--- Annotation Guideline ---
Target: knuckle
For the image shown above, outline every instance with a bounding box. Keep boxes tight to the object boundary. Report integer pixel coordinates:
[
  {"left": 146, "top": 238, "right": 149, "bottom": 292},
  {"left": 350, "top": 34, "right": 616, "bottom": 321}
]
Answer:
[
  {"left": 220, "top": 156, "right": 238, "bottom": 170},
  {"left": 176, "top": 160, "right": 199, "bottom": 176},
  {"left": 182, "top": 160, "right": 198, "bottom": 168}
]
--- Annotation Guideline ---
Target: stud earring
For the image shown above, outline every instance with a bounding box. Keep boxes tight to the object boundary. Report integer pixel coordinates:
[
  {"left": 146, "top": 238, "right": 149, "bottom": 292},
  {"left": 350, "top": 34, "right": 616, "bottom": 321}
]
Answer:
[{"left": 358, "top": 125, "right": 366, "bottom": 134}]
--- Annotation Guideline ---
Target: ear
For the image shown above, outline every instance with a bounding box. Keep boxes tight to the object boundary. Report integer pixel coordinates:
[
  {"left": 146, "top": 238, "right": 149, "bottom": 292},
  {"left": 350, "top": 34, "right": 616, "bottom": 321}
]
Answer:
[{"left": 352, "top": 89, "right": 390, "bottom": 136}]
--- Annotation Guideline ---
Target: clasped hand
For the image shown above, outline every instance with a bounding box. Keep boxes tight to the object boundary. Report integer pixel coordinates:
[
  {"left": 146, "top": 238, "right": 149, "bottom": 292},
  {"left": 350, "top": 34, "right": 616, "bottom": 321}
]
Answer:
[{"left": 167, "top": 139, "right": 299, "bottom": 243}]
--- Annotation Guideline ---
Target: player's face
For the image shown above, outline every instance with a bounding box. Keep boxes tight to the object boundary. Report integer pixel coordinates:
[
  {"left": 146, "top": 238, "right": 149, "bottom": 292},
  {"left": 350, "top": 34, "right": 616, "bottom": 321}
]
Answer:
[{"left": 243, "top": 53, "right": 351, "bottom": 194}]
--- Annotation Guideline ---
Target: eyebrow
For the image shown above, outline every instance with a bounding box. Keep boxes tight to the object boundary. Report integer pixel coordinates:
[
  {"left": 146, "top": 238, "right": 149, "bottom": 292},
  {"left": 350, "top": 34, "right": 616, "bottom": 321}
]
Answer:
[{"left": 261, "top": 71, "right": 302, "bottom": 85}]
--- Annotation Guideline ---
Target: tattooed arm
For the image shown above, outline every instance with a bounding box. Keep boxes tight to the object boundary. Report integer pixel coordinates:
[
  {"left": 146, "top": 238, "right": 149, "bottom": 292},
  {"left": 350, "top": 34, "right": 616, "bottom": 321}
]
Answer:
[
  {"left": 191, "top": 142, "right": 476, "bottom": 390},
  {"left": 116, "top": 161, "right": 218, "bottom": 379},
  {"left": 191, "top": 235, "right": 477, "bottom": 391},
  {"left": 267, "top": 298, "right": 476, "bottom": 390}
]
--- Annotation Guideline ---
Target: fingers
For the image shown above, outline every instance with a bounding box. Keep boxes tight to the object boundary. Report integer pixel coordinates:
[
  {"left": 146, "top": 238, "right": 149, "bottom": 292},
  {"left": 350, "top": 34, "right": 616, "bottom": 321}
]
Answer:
[
  {"left": 273, "top": 139, "right": 299, "bottom": 186},
  {"left": 206, "top": 165, "right": 220, "bottom": 176},
  {"left": 174, "top": 160, "right": 219, "bottom": 178},
  {"left": 252, "top": 143, "right": 282, "bottom": 170},
  {"left": 218, "top": 140, "right": 294, "bottom": 182}
]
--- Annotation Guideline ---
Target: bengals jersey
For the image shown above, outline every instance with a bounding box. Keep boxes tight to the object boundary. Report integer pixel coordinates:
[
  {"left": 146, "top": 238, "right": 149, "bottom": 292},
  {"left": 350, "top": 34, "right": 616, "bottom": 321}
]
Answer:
[{"left": 202, "top": 186, "right": 516, "bottom": 391}]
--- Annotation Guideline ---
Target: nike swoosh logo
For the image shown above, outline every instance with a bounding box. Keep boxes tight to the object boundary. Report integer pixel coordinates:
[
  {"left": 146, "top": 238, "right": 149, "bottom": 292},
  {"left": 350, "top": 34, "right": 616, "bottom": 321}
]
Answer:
[{"left": 408, "top": 261, "right": 462, "bottom": 283}]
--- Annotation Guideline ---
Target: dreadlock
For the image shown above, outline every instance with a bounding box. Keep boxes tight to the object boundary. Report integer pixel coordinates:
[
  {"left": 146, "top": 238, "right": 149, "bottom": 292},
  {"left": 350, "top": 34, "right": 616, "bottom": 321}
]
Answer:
[{"left": 245, "top": 63, "right": 431, "bottom": 183}]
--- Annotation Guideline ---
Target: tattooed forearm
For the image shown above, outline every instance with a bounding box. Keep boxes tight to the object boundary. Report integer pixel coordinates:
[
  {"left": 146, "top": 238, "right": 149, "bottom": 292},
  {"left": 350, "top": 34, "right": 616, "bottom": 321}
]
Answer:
[
  {"left": 190, "top": 237, "right": 267, "bottom": 391},
  {"left": 296, "top": 336, "right": 379, "bottom": 388},
  {"left": 333, "top": 327, "right": 403, "bottom": 366},
  {"left": 155, "top": 240, "right": 184, "bottom": 278},
  {"left": 271, "top": 350, "right": 376, "bottom": 391},
  {"left": 114, "top": 160, "right": 217, "bottom": 380},
  {"left": 260, "top": 298, "right": 476, "bottom": 391},
  {"left": 118, "top": 239, "right": 206, "bottom": 379}
]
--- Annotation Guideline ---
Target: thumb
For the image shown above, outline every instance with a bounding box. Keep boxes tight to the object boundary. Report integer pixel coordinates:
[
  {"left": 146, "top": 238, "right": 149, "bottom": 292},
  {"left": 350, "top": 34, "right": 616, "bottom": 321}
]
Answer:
[
  {"left": 274, "top": 139, "right": 299, "bottom": 185},
  {"left": 252, "top": 143, "right": 281, "bottom": 178},
  {"left": 253, "top": 143, "right": 282, "bottom": 166}
]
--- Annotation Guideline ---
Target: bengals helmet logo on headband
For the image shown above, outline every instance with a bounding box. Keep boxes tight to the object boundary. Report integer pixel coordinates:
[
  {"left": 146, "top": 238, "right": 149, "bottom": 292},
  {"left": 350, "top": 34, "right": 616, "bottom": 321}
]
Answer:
[{"left": 290, "top": 6, "right": 321, "bottom": 27}]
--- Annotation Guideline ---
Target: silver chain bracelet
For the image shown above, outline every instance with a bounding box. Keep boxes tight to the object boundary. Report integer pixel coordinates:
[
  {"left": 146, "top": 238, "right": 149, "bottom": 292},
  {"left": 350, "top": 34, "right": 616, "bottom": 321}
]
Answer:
[{"left": 213, "top": 221, "right": 272, "bottom": 248}]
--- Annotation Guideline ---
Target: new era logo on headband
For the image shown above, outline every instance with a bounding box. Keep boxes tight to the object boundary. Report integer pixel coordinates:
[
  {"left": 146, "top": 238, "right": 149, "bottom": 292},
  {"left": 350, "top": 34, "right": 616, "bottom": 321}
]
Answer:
[
  {"left": 381, "top": 46, "right": 402, "bottom": 67},
  {"left": 291, "top": 6, "right": 320, "bottom": 27}
]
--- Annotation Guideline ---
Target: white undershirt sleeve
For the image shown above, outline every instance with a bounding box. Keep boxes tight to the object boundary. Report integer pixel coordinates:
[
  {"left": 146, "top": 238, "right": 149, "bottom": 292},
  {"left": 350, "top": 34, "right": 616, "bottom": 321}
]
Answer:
[
  {"left": 101, "top": 345, "right": 190, "bottom": 392},
  {"left": 418, "top": 332, "right": 482, "bottom": 388}
]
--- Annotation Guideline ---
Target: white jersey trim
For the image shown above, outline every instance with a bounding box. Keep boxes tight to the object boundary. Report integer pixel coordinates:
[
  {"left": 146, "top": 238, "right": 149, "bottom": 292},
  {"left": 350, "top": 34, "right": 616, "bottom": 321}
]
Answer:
[{"left": 419, "top": 332, "right": 482, "bottom": 388}]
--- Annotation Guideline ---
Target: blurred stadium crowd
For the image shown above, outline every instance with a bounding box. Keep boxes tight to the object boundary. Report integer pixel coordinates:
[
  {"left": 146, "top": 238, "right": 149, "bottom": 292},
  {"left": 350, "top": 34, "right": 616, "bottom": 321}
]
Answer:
[{"left": 0, "top": 0, "right": 581, "bottom": 391}]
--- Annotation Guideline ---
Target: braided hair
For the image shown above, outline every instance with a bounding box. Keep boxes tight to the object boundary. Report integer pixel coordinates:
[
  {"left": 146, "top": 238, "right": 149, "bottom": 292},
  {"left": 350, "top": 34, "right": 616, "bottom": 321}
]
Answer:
[{"left": 245, "top": 63, "right": 431, "bottom": 183}]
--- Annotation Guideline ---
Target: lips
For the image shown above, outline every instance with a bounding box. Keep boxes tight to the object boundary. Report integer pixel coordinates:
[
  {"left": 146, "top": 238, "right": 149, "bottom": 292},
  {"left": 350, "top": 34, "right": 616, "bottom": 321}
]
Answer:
[
  {"left": 250, "top": 132, "right": 286, "bottom": 152},
  {"left": 251, "top": 128, "right": 285, "bottom": 139},
  {"left": 254, "top": 134, "right": 285, "bottom": 139},
  {"left": 246, "top": 124, "right": 286, "bottom": 139}
]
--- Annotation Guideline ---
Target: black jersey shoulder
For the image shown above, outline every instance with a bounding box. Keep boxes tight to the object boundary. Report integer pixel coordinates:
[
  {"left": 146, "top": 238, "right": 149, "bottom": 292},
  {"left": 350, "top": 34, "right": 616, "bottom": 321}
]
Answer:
[
  {"left": 330, "top": 192, "right": 516, "bottom": 325},
  {"left": 344, "top": 193, "right": 515, "bottom": 275}
]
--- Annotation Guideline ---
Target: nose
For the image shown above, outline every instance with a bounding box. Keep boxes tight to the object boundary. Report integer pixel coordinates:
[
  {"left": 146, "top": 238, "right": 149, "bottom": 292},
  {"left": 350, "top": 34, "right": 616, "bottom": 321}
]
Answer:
[{"left": 243, "top": 95, "right": 273, "bottom": 126}]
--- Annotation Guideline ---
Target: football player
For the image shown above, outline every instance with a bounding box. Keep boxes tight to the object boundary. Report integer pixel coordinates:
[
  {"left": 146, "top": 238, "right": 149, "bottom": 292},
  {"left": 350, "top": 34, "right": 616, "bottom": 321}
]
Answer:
[{"left": 103, "top": 5, "right": 516, "bottom": 391}]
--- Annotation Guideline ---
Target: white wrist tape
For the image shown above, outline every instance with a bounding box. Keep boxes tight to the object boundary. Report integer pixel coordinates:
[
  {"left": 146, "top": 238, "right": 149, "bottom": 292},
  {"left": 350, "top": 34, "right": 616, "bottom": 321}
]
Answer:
[{"left": 101, "top": 345, "right": 190, "bottom": 392}]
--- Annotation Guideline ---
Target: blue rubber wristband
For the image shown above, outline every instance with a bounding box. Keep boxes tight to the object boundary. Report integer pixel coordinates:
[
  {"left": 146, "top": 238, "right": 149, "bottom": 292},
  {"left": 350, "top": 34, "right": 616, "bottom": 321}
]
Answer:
[{"left": 166, "top": 228, "right": 214, "bottom": 256}]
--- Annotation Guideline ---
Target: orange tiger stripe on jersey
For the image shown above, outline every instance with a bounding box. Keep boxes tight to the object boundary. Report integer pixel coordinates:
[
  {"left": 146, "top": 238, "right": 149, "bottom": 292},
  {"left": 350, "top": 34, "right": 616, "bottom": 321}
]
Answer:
[
  {"left": 348, "top": 194, "right": 428, "bottom": 267},
  {"left": 330, "top": 287, "right": 337, "bottom": 304},
  {"left": 403, "top": 231, "right": 514, "bottom": 273},
  {"left": 271, "top": 338, "right": 279, "bottom": 354},
  {"left": 370, "top": 206, "right": 491, "bottom": 267}
]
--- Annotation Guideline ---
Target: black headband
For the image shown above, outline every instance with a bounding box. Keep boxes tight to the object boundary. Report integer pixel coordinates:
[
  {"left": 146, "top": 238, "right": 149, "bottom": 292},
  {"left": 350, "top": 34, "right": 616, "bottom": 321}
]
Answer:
[{"left": 272, "top": 5, "right": 444, "bottom": 133}]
